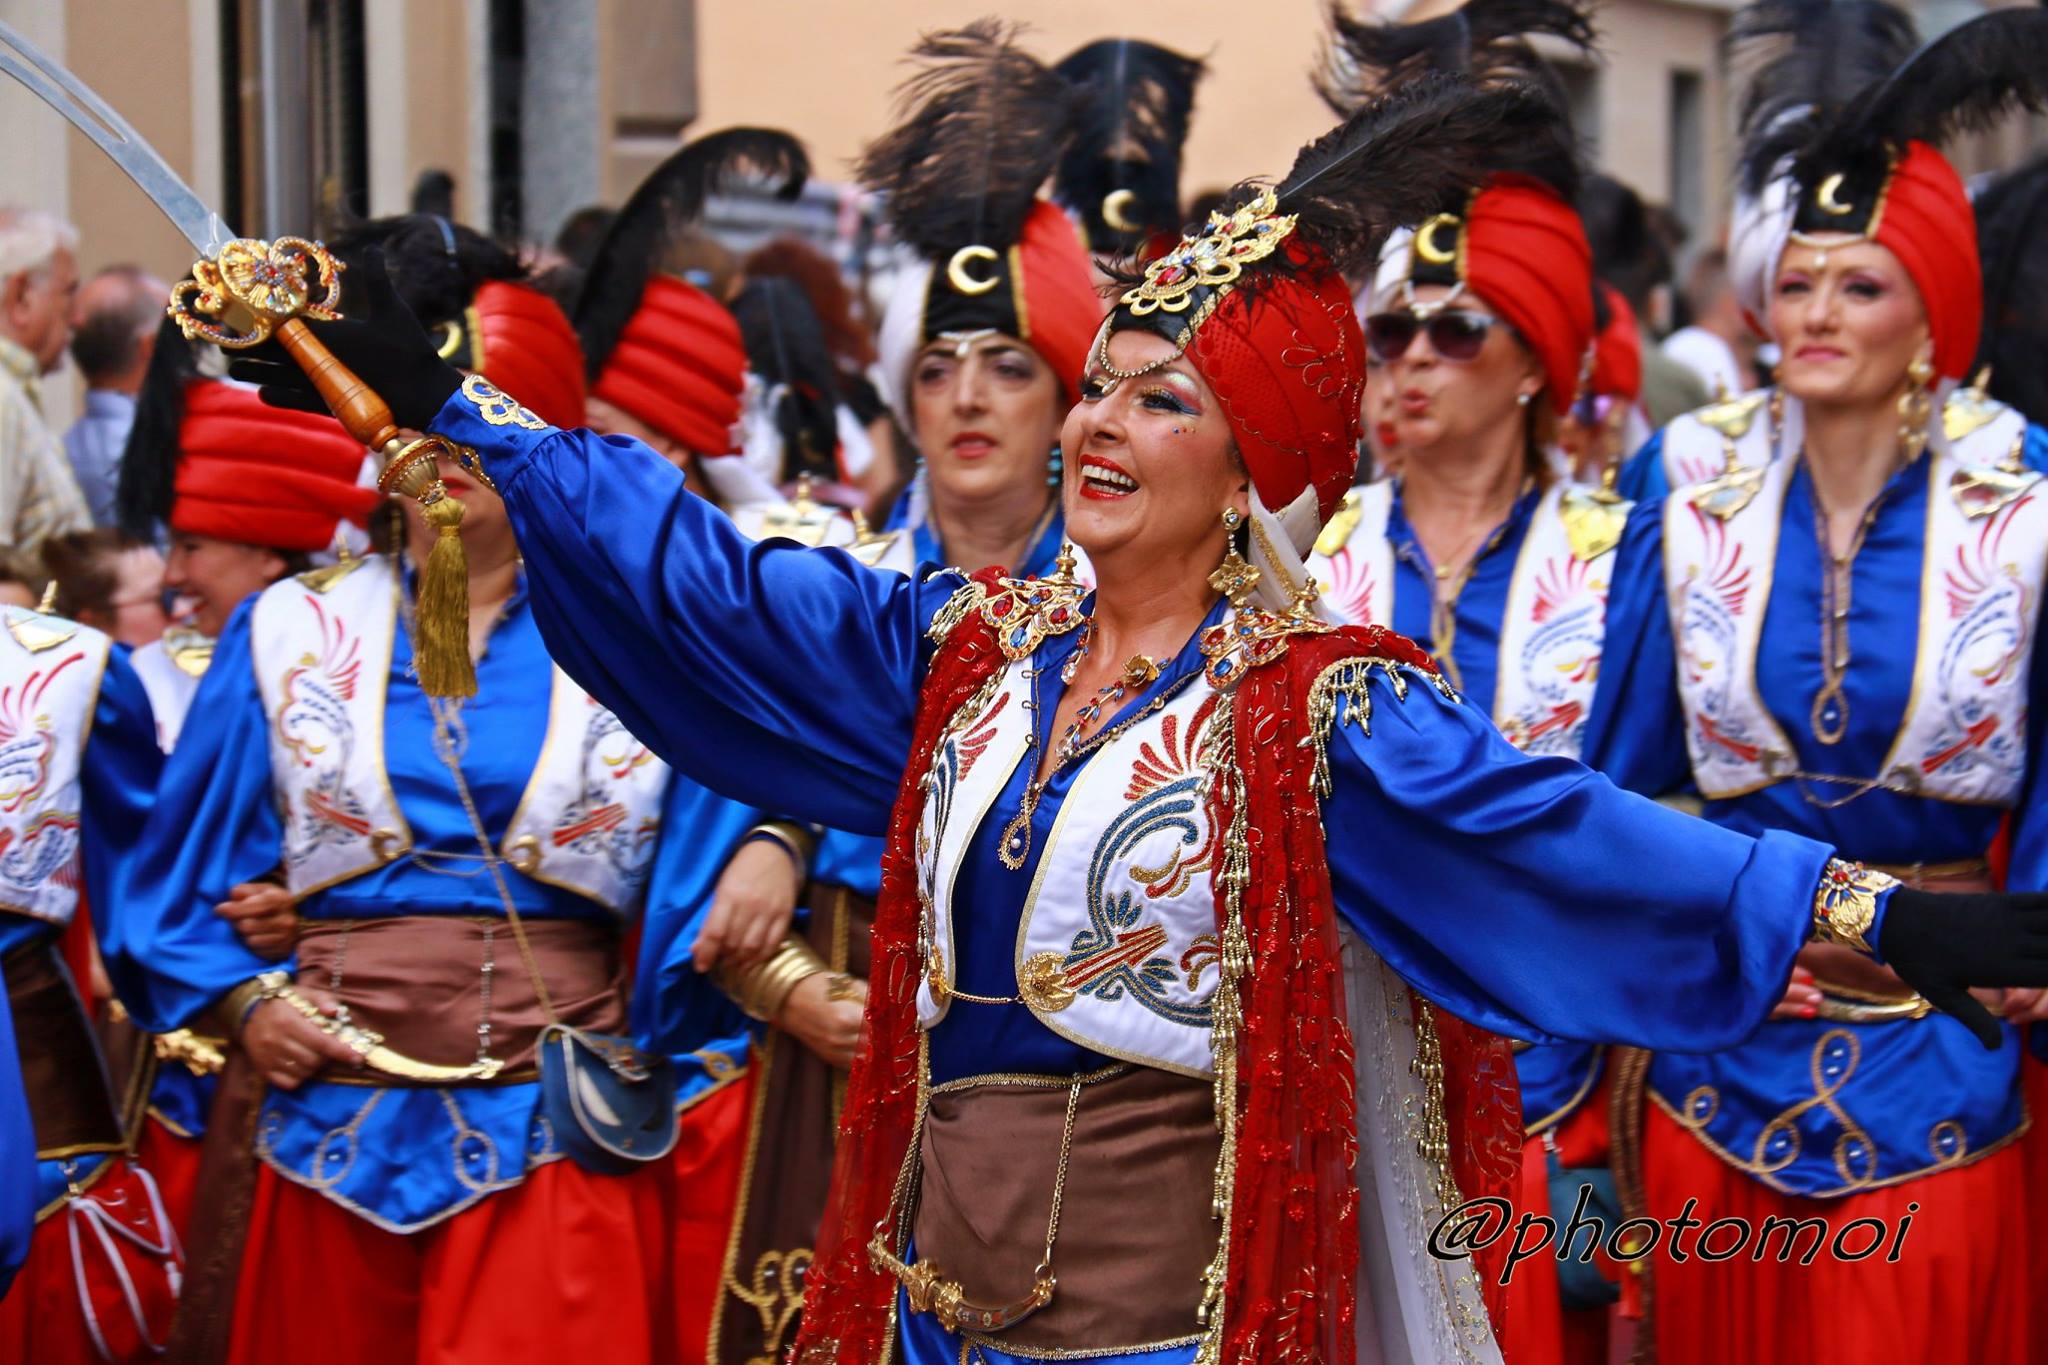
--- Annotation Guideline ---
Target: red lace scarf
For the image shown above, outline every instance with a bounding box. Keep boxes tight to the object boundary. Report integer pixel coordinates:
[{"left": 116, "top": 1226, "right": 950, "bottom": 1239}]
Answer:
[{"left": 794, "top": 570, "right": 1521, "bottom": 1363}]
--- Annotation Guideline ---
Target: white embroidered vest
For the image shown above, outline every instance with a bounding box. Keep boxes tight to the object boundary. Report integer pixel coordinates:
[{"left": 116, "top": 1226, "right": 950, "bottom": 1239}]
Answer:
[
  {"left": 1659, "top": 386, "right": 2026, "bottom": 490},
  {"left": 915, "top": 663, "right": 1222, "bottom": 1077},
  {"left": 0, "top": 609, "right": 110, "bottom": 927},
  {"left": 1307, "top": 481, "right": 1628, "bottom": 759},
  {"left": 130, "top": 630, "right": 213, "bottom": 753},
  {"left": 248, "top": 557, "right": 671, "bottom": 911},
  {"left": 1663, "top": 450, "right": 2048, "bottom": 801},
  {"left": 859, "top": 527, "right": 1098, "bottom": 587}
]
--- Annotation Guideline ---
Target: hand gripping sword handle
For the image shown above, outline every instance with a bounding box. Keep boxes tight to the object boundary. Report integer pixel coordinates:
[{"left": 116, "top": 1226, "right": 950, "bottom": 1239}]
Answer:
[{"left": 271, "top": 317, "right": 402, "bottom": 454}]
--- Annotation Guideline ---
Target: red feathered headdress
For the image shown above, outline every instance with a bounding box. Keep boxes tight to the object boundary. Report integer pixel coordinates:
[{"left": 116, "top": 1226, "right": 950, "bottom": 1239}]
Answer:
[
  {"left": 465, "top": 281, "right": 588, "bottom": 429},
  {"left": 590, "top": 275, "right": 747, "bottom": 455}
]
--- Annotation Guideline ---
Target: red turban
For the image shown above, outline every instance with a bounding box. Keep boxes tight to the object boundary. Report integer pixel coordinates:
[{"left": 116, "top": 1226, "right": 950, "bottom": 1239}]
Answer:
[
  {"left": 1870, "top": 141, "right": 1980, "bottom": 380},
  {"left": 1591, "top": 284, "right": 1642, "bottom": 403},
  {"left": 591, "top": 275, "right": 747, "bottom": 455},
  {"left": 173, "top": 380, "right": 379, "bottom": 551},
  {"left": 1184, "top": 257, "right": 1365, "bottom": 525},
  {"left": 467, "top": 281, "right": 587, "bottom": 430},
  {"left": 1009, "top": 201, "right": 1105, "bottom": 404},
  {"left": 1455, "top": 177, "right": 1596, "bottom": 414}
]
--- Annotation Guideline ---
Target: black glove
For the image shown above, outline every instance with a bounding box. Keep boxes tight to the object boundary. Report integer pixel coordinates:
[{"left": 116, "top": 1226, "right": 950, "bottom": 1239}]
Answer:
[
  {"left": 224, "top": 246, "right": 463, "bottom": 433},
  {"left": 1880, "top": 888, "right": 2048, "bottom": 1048}
]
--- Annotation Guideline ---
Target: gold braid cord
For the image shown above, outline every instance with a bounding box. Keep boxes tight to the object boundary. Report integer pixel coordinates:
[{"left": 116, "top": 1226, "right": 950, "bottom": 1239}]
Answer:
[{"left": 1193, "top": 693, "right": 1248, "bottom": 1365}]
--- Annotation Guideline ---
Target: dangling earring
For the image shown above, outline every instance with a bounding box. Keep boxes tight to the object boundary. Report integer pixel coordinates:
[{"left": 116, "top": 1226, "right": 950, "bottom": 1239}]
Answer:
[
  {"left": 1047, "top": 443, "right": 1063, "bottom": 488},
  {"left": 1208, "top": 507, "right": 1261, "bottom": 608},
  {"left": 1898, "top": 350, "right": 1935, "bottom": 462}
]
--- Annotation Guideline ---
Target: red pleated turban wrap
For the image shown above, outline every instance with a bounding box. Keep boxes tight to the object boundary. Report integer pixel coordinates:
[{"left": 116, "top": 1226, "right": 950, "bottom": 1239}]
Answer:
[
  {"left": 591, "top": 274, "right": 748, "bottom": 456},
  {"left": 174, "top": 379, "right": 380, "bottom": 552}
]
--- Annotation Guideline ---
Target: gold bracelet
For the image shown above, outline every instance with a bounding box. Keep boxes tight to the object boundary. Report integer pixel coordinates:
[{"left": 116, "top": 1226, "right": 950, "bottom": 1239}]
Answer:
[
  {"left": 1811, "top": 858, "right": 1901, "bottom": 957},
  {"left": 719, "top": 935, "right": 830, "bottom": 1022},
  {"left": 215, "top": 970, "right": 291, "bottom": 1039},
  {"left": 744, "top": 821, "right": 818, "bottom": 877}
]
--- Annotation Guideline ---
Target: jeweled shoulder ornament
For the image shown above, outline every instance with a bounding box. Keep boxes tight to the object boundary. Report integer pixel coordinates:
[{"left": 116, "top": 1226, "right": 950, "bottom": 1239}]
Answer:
[{"left": 0, "top": 18, "right": 480, "bottom": 696}]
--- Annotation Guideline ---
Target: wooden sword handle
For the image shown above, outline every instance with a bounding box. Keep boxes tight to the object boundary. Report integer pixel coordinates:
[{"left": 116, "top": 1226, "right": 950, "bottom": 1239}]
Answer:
[{"left": 273, "top": 316, "right": 401, "bottom": 452}]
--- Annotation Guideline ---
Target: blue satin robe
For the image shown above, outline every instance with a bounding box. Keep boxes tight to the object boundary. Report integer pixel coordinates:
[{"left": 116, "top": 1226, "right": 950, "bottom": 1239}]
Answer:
[
  {"left": 0, "top": 648, "right": 161, "bottom": 1225},
  {"left": 105, "top": 572, "right": 674, "bottom": 1232},
  {"left": 431, "top": 391, "right": 1848, "bottom": 1357},
  {"left": 1585, "top": 451, "right": 2048, "bottom": 1195},
  {"left": 0, "top": 988, "right": 30, "bottom": 1299},
  {"left": 1372, "top": 480, "right": 1641, "bottom": 1131}
]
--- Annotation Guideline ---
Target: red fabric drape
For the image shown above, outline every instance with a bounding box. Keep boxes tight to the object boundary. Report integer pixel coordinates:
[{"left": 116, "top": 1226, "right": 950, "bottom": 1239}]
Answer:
[
  {"left": 0, "top": 1159, "right": 181, "bottom": 1365},
  {"left": 668, "top": 1073, "right": 755, "bottom": 1361}
]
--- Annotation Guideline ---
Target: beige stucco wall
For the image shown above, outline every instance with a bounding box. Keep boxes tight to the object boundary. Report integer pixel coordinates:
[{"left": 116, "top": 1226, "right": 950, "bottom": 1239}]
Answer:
[{"left": 690, "top": 0, "right": 1343, "bottom": 199}]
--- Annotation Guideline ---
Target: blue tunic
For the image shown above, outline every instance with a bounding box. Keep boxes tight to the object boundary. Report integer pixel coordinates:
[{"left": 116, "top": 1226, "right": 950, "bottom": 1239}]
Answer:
[
  {"left": 0, "top": 647, "right": 161, "bottom": 1234},
  {"left": 0, "top": 988, "right": 30, "bottom": 1298},
  {"left": 1586, "top": 452, "right": 2047, "bottom": 1195},
  {"left": 106, "top": 571, "right": 665, "bottom": 1232},
  {"left": 432, "top": 390, "right": 1845, "bottom": 1357}
]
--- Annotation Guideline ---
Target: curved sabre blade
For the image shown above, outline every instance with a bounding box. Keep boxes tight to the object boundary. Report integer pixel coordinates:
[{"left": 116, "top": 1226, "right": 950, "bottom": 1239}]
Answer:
[{"left": 0, "top": 18, "right": 234, "bottom": 256}]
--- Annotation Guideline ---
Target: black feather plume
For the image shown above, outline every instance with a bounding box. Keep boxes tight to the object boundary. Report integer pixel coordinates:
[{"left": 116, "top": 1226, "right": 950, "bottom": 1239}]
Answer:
[
  {"left": 1973, "top": 153, "right": 2048, "bottom": 424},
  {"left": 1317, "top": 0, "right": 1597, "bottom": 116},
  {"left": 1725, "top": 0, "right": 1918, "bottom": 195},
  {"left": 1052, "top": 39, "right": 1207, "bottom": 252},
  {"left": 1262, "top": 75, "right": 1574, "bottom": 279},
  {"left": 115, "top": 315, "right": 205, "bottom": 540},
  {"left": 572, "top": 127, "right": 809, "bottom": 379},
  {"left": 856, "top": 20, "right": 1082, "bottom": 258},
  {"left": 1800, "top": 7, "right": 2048, "bottom": 180},
  {"left": 730, "top": 277, "right": 841, "bottom": 482}
]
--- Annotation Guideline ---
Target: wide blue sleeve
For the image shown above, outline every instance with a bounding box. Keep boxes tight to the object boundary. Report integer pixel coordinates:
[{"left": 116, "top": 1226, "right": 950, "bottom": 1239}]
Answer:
[
  {"left": 630, "top": 775, "right": 761, "bottom": 1061},
  {"left": 1579, "top": 500, "right": 1692, "bottom": 796},
  {"left": 0, "top": 986, "right": 30, "bottom": 1299},
  {"left": 1615, "top": 430, "right": 1670, "bottom": 504},
  {"left": 81, "top": 647, "right": 162, "bottom": 918},
  {"left": 101, "top": 599, "right": 283, "bottom": 1032},
  {"left": 1325, "top": 663, "right": 1826, "bottom": 1048},
  {"left": 2024, "top": 422, "right": 2048, "bottom": 474},
  {"left": 433, "top": 390, "right": 961, "bottom": 837}
]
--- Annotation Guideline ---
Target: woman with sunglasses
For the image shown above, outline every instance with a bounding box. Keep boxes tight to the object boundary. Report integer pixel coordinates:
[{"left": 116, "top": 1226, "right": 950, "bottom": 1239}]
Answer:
[
  {"left": 221, "top": 65, "right": 2048, "bottom": 1365},
  {"left": 1583, "top": 5, "right": 2048, "bottom": 1360}
]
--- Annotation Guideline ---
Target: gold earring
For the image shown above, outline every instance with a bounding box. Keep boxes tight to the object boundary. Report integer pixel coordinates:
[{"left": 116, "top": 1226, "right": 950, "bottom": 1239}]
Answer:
[
  {"left": 1209, "top": 507, "right": 1260, "bottom": 608},
  {"left": 1898, "top": 350, "right": 1935, "bottom": 462}
]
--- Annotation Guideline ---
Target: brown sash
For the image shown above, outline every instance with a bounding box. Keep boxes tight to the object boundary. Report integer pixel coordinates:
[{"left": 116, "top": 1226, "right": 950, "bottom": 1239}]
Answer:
[
  {"left": 908, "top": 1063, "right": 1220, "bottom": 1354},
  {"left": 710, "top": 882, "right": 874, "bottom": 1364},
  {"left": 293, "top": 914, "right": 625, "bottom": 1081},
  {"left": 2, "top": 939, "right": 122, "bottom": 1160}
]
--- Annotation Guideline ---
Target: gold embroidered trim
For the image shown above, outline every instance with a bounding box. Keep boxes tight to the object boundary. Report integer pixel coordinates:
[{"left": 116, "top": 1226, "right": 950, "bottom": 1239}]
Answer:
[
  {"left": 1810, "top": 859, "right": 1900, "bottom": 957},
  {"left": 458, "top": 373, "right": 545, "bottom": 429},
  {"left": 1304, "top": 656, "right": 1459, "bottom": 796},
  {"left": 1191, "top": 695, "right": 1247, "bottom": 1365}
]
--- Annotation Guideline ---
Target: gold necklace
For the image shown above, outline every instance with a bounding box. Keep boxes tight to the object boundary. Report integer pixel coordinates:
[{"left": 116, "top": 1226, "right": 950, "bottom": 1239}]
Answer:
[
  {"left": 995, "top": 634, "right": 1177, "bottom": 873},
  {"left": 1806, "top": 463, "right": 1890, "bottom": 746}
]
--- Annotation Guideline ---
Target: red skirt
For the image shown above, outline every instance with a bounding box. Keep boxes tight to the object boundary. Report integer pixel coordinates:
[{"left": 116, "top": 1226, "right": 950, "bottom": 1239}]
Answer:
[
  {"left": 668, "top": 1072, "right": 755, "bottom": 1363},
  {"left": 1644, "top": 1103, "right": 2028, "bottom": 1363},
  {"left": 0, "top": 1158, "right": 183, "bottom": 1365},
  {"left": 226, "top": 1157, "right": 669, "bottom": 1365},
  {"left": 1502, "top": 1074, "right": 1613, "bottom": 1365},
  {"left": 133, "top": 1115, "right": 203, "bottom": 1242},
  {"left": 2023, "top": 1053, "right": 2048, "bottom": 1350}
]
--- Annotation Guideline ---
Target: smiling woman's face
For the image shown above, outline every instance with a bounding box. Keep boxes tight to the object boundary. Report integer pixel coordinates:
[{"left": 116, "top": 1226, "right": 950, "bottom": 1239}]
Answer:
[
  {"left": 1059, "top": 329, "right": 1247, "bottom": 578},
  {"left": 907, "top": 334, "right": 1065, "bottom": 511},
  {"left": 1768, "top": 236, "right": 1930, "bottom": 412}
]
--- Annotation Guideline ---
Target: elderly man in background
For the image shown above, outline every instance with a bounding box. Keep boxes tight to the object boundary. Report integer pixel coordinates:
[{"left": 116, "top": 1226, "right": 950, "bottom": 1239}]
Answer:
[
  {"left": 64, "top": 265, "right": 165, "bottom": 527},
  {"left": 0, "top": 208, "right": 90, "bottom": 554}
]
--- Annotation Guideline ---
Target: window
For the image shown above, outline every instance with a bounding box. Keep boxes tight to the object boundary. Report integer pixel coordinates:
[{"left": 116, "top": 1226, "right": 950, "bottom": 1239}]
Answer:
[{"left": 1669, "top": 69, "right": 1705, "bottom": 242}]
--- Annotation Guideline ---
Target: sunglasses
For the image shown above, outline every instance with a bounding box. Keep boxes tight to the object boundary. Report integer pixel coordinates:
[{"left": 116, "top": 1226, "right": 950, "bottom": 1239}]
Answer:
[{"left": 1364, "top": 309, "right": 1502, "bottom": 364}]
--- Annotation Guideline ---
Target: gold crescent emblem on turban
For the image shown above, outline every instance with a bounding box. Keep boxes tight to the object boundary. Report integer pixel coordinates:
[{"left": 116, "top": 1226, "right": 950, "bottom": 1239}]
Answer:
[
  {"left": 945, "top": 245, "right": 1001, "bottom": 296},
  {"left": 1414, "top": 213, "right": 1462, "bottom": 267},
  {"left": 1102, "top": 189, "right": 1141, "bottom": 234},
  {"left": 431, "top": 319, "right": 465, "bottom": 361},
  {"left": 1816, "top": 173, "right": 1856, "bottom": 218}
]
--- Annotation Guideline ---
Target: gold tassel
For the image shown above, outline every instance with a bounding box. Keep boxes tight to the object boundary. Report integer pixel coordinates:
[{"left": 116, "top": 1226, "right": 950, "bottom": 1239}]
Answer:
[{"left": 378, "top": 437, "right": 476, "bottom": 698}]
